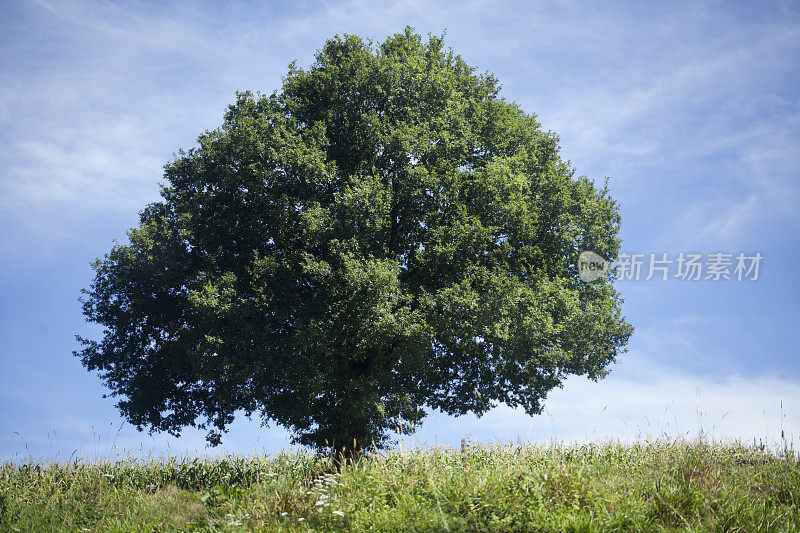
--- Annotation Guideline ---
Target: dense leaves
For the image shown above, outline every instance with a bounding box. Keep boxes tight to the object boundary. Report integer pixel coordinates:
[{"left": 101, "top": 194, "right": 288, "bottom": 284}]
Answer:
[{"left": 76, "top": 28, "right": 633, "bottom": 454}]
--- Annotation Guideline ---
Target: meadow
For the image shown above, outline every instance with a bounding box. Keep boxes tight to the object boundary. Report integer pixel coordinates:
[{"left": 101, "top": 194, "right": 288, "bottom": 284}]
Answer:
[{"left": 1, "top": 439, "right": 798, "bottom": 531}]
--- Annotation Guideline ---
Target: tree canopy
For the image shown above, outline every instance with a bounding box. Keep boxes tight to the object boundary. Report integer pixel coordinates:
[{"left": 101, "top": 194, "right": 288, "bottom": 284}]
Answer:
[{"left": 76, "top": 28, "right": 633, "bottom": 456}]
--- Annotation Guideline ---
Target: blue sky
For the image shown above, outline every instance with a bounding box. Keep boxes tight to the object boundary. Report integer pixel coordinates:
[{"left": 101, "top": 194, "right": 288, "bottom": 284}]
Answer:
[{"left": 1, "top": 0, "right": 799, "bottom": 461}]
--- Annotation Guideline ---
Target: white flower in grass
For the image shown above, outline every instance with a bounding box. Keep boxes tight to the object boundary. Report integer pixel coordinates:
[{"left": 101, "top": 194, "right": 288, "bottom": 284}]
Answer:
[
  {"left": 332, "top": 510, "right": 345, "bottom": 517},
  {"left": 298, "top": 518, "right": 305, "bottom": 522},
  {"left": 281, "top": 512, "right": 288, "bottom": 516}
]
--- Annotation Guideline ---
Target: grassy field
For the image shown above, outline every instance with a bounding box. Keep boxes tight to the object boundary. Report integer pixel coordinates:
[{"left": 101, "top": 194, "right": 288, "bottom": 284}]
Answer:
[{"left": 1, "top": 440, "right": 799, "bottom": 532}]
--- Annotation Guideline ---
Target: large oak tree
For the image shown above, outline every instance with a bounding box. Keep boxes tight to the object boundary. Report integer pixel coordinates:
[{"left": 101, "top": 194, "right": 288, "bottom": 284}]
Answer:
[{"left": 76, "top": 28, "right": 633, "bottom": 457}]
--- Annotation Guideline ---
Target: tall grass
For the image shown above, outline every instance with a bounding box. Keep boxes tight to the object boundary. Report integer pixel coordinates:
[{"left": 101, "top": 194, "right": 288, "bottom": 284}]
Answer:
[{"left": 1, "top": 439, "right": 799, "bottom": 531}]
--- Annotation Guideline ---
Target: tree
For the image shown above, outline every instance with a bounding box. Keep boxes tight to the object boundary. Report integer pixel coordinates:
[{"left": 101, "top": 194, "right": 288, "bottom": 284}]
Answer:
[{"left": 76, "top": 28, "right": 633, "bottom": 458}]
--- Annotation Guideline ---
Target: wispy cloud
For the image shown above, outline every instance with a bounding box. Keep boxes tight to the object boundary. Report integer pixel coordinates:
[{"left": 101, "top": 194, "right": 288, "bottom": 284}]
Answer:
[
  {"left": 5, "top": 368, "right": 798, "bottom": 461},
  {"left": 416, "top": 372, "right": 800, "bottom": 452},
  {"left": 515, "top": 8, "right": 800, "bottom": 250},
  {"left": 1, "top": 0, "right": 799, "bottom": 460},
  {"left": 2, "top": 0, "right": 797, "bottom": 238}
]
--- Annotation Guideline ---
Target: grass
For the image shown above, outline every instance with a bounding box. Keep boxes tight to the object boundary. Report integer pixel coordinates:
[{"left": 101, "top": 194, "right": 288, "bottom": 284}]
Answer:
[{"left": 1, "top": 439, "right": 799, "bottom": 531}]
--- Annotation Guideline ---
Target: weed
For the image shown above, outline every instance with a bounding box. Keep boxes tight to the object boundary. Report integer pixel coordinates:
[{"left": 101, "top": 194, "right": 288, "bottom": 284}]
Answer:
[{"left": 1, "top": 440, "right": 798, "bottom": 531}]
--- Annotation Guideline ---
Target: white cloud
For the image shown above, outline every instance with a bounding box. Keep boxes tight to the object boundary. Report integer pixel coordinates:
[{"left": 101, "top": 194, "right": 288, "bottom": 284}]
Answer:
[
  {"left": 1, "top": 0, "right": 799, "bottom": 461},
  {"left": 411, "top": 311, "right": 800, "bottom": 451},
  {"left": 521, "top": 13, "right": 800, "bottom": 250},
  {"left": 2, "top": 0, "right": 797, "bottom": 251},
  {"left": 7, "top": 370, "right": 797, "bottom": 462},
  {"left": 3, "top": 307, "right": 798, "bottom": 461},
  {"left": 414, "top": 372, "right": 800, "bottom": 453}
]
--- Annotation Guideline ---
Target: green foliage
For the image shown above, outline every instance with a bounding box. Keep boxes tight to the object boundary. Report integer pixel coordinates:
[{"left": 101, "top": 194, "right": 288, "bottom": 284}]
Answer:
[
  {"left": 2, "top": 442, "right": 799, "bottom": 531},
  {"left": 76, "top": 27, "right": 633, "bottom": 453},
  {"left": 199, "top": 484, "right": 249, "bottom": 507}
]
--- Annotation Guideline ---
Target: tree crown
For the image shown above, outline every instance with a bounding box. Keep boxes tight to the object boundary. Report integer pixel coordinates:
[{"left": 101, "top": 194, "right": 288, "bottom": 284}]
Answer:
[{"left": 77, "top": 28, "right": 633, "bottom": 453}]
